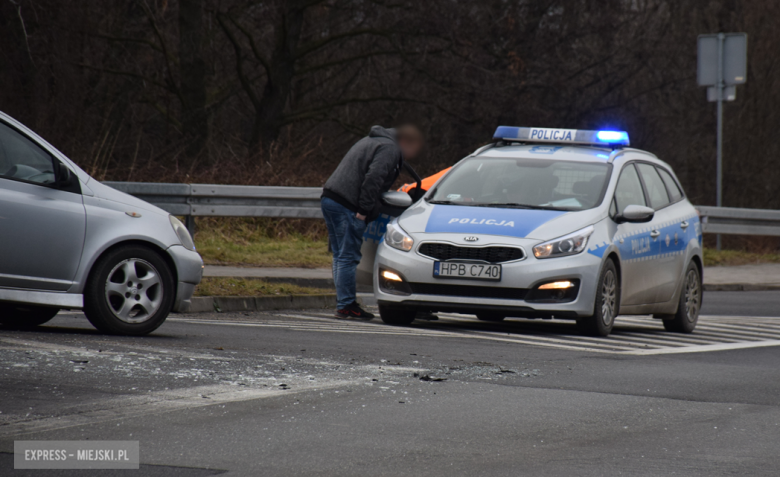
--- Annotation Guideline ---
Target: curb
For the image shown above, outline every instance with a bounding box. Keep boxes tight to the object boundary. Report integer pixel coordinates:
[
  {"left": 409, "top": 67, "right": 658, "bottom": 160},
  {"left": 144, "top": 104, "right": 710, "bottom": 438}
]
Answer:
[
  {"left": 703, "top": 284, "right": 780, "bottom": 292},
  {"left": 181, "top": 294, "right": 339, "bottom": 313},
  {"left": 259, "top": 277, "right": 334, "bottom": 289}
]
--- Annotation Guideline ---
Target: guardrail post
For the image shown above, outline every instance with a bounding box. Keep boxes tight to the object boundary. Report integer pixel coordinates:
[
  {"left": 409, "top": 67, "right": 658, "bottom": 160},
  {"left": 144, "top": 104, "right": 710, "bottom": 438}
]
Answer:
[{"left": 185, "top": 215, "right": 196, "bottom": 237}]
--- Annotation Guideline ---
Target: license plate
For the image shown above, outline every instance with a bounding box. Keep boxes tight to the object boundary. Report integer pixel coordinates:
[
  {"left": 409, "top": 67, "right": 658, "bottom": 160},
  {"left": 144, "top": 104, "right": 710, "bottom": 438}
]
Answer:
[{"left": 433, "top": 262, "right": 501, "bottom": 281}]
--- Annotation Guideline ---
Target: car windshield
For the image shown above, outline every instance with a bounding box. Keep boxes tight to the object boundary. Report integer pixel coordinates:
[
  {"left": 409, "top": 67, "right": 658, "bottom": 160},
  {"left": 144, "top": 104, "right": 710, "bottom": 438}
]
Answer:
[{"left": 428, "top": 156, "right": 610, "bottom": 210}]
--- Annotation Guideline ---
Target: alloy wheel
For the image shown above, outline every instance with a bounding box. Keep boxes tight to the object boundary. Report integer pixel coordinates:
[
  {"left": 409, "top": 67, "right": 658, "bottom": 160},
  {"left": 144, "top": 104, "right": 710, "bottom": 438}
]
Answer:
[
  {"left": 684, "top": 269, "right": 700, "bottom": 323},
  {"left": 104, "top": 259, "right": 164, "bottom": 323},
  {"left": 601, "top": 270, "right": 617, "bottom": 326}
]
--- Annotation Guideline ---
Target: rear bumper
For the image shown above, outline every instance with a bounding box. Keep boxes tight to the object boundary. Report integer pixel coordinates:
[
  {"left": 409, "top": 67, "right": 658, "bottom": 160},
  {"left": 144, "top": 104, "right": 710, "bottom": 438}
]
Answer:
[{"left": 167, "top": 245, "right": 203, "bottom": 312}]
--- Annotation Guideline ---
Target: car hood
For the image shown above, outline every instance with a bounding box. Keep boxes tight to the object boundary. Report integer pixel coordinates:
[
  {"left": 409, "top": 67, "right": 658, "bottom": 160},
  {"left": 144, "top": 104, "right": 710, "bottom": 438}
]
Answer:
[
  {"left": 87, "top": 180, "right": 171, "bottom": 217},
  {"left": 398, "top": 203, "right": 604, "bottom": 241}
]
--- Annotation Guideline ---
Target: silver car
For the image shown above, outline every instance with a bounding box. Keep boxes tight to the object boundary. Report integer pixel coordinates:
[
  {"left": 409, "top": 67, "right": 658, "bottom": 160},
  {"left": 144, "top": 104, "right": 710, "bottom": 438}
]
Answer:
[
  {"left": 0, "top": 111, "right": 203, "bottom": 335},
  {"left": 368, "top": 127, "right": 703, "bottom": 336}
]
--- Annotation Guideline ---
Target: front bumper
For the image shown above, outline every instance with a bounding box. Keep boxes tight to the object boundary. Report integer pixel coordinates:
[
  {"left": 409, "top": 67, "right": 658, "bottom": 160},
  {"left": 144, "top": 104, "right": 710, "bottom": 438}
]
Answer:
[
  {"left": 167, "top": 245, "right": 203, "bottom": 312},
  {"left": 374, "top": 238, "right": 603, "bottom": 319}
]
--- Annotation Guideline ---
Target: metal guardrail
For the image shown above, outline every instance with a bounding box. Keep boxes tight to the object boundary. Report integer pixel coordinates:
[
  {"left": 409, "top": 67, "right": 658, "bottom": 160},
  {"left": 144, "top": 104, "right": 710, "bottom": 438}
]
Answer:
[
  {"left": 697, "top": 206, "right": 780, "bottom": 237},
  {"left": 105, "top": 182, "right": 323, "bottom": 234},
  {"left": 105, "top": 182, "right": 780, "bottom": 237}
]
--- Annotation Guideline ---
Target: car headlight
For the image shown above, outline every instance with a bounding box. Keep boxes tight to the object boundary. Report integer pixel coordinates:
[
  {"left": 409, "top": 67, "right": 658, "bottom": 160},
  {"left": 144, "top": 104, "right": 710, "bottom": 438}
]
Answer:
[
  {"left": 533, "top": 225, "right": 594, "bottom": 259},
  {"left": 384, "top": 221, "right": 414, "bottom": 252},
  {"left": 170, "top": 215, "right": 196, "bottom": 251}
]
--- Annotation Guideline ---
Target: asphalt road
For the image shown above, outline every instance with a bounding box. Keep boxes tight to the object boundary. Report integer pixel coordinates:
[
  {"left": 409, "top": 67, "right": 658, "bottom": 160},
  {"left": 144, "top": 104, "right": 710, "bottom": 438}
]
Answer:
[{"left": 1, "top": 290, "right": 780, "bottom": 476}]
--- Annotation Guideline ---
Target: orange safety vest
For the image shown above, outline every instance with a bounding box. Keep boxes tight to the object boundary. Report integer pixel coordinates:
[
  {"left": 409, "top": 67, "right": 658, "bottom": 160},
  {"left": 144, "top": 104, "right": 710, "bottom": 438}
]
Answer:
[{"left": 398, "top": 167, "right": 451, "bottom": 193}]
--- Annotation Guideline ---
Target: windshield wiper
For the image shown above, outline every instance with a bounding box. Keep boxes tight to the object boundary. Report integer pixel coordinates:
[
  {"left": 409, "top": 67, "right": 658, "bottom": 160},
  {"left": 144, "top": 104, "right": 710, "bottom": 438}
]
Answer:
[
  {"left": 427, "top": 200, "right": 455, "bottom": 205},
  {"left": 472, "top": 203, "right": 567, "bottom": 210}
]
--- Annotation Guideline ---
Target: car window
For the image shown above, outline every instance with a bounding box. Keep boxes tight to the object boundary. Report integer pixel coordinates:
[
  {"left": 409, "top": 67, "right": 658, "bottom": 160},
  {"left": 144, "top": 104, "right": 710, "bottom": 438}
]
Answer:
[
  {"left": 613, "top": 164, "right": 646, "bottom": 214},
  {"left": 0, "top": 122, "right": 56, "bottom": 185},
  {"left": 430, "top": 157, "right": 610, "bottom": 210},
  {"left": 637, "top": 163, "right": 670, "bottom": 209},
  {"left": 658, "top": 168, "right": 683, "bottom": 202}
]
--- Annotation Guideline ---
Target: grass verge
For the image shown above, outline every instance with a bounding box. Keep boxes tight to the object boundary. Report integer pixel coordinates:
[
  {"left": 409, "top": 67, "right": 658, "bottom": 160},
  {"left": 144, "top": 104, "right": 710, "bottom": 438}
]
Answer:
[
  {"left": 194, "top": 217, "right": 331, "bottom": 268},
  {"left": 195, "top": 278, "right": 332, "bottom": 297},
  {"left": 703, "top": 248, "right": 780, "bottom": 267}
]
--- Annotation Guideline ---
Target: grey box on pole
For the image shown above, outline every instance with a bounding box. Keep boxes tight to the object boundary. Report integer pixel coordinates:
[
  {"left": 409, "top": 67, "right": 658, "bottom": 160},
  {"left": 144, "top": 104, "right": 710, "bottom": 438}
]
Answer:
[
  {"left": 708, "top": 85, "right": 736, "bottom": 102},
  {"left": 698, "top": 33, "right": 747, "bottom": 86}
]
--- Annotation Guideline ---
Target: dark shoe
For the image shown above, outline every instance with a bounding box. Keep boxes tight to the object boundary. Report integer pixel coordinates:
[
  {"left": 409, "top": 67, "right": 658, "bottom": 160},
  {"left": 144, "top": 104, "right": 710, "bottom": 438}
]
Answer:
[{"left": 335, "top": 302, "right": 375, "bottom": 321}]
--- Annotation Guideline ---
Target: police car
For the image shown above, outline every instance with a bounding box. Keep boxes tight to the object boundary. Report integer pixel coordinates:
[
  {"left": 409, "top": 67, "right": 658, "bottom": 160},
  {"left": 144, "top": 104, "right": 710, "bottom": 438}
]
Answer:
[{"left": 368, "top": 127, "right": 703, "bottom": 336}]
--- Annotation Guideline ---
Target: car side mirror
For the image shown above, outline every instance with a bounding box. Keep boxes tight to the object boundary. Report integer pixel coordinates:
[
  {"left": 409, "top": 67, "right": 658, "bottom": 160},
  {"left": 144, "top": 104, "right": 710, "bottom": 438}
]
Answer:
[
  {"left": 381, "top": 191, "right": 412, "bottom": 209},
  {"left": 379, "top": 191, "right": 413, "bottom": 218},
  {"left": 56, "top": 162, "right": 72, "bottom": 185},
  {"left": 55, "top": 162, "right": 79, "bottom": 192},
  {"left": 615, "top": 204, "right": 654, "bottom": 224}
]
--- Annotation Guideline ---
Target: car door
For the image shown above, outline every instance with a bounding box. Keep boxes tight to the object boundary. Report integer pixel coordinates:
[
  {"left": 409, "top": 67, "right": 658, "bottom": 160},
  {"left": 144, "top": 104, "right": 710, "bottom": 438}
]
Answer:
[
  {"left": 637, "top": 163, "right": 689, "bottom": 303},
  {"left": 0, "top": 121, "right": 86, "bottom": 291},
  {"left": 611, "top": 163, "right": 656, "bottom": 305}
]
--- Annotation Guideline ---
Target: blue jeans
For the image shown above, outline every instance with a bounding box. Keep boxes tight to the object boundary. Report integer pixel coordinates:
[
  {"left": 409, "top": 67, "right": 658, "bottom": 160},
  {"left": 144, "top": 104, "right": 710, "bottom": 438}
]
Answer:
[{"left": 321, "top": 197, "right": 367, "bottom": 308}]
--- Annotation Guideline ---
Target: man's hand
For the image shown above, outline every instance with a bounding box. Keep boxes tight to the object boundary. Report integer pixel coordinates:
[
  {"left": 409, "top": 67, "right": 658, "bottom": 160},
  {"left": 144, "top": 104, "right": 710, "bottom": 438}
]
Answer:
[{"left": 356, "top": 213, "right": 367, "bottom": 221}]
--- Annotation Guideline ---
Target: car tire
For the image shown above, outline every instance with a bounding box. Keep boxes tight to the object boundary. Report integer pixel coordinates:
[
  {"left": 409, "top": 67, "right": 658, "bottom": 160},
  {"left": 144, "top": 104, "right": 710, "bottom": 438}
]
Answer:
[
  {"left": 662, "top": 262, "right": 701, "bottom": 333},
  {"left": 83, "top": 245, "right": 175, "bottom": 336},
  {"left": 0, "top": 305, "right": 59, "bottom": 329},
  {"left": 477, "top": 313, "right": 505, "bottom": 322},
  {"left": 379, "top": 305, "right": 416, "bottom": 326},
  {"left": 577, "top": 259, "right": 619, "bottom": 337}
]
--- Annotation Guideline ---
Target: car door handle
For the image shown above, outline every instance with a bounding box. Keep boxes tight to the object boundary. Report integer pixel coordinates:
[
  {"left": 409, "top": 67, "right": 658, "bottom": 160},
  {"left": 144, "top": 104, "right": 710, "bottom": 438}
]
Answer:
[
  {"left": 680, "top": 221, "right": 689, "bottom": 229},
  {"left": 650, "top": 230, "right": 660, "bottom": 239}
]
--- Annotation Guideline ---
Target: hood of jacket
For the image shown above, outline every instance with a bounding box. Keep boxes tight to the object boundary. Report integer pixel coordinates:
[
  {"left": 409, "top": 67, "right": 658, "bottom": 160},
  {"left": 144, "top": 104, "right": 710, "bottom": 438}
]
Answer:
[{"left": 368, "top": 125, "right": 397, "bottom": 142}]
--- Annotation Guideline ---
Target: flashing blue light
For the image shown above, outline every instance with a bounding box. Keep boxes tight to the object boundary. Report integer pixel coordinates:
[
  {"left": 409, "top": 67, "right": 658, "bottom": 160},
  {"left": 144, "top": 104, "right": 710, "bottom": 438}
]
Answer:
[{"left": 597, "top": 131, "right": 629, "bottom": 143}]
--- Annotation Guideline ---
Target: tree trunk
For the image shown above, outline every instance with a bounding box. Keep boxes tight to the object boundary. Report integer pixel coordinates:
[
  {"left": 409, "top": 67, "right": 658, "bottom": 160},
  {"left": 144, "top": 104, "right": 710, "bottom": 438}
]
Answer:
[
  {"left": 2, "top": 0, "right": 38, "bottom": 126},
  {"left": 179, "top": 0, "right": 209, "bottom": 158},
  {"left": 249, "top": 2, "right": 306, "bottom": 152}
]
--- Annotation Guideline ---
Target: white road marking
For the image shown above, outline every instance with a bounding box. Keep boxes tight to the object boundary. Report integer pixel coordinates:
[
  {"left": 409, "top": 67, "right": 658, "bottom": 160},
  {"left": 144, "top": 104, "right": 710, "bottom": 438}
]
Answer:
[
  {"left": 627, "top": 339, "right": 780, "bottom": 355},
  {"left": 170, "top": 313, "right": 780, "bottom": 355}
]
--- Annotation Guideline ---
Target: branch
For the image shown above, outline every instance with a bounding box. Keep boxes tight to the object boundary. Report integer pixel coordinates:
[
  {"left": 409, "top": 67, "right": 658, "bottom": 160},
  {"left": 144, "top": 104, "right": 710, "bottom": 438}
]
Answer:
[
  {"left": 216, "top": 12, "right": 263, "bottom": 110},
  {"left": 139, "top": 99, "right": 183, "bottom": 130},
  {"left": 296, "top": 50, "right": 398, "bottom": 75},
  {"left": 219, "top": 14, "right": 272, "bottom": 75},
  {"left": 75, "top": 62, "right": 172, "bottom": 92},
  {"left": 295, "top": 28, "right": 388, "bottom": 58},
  {"left": 282, "top": 96, "right": 452, "bottom": 125},
  {"left": 136, "top": 0, "right": 183, "bottom": 103},
  {"left": 86, "top": 32, "right": 164, "bottom": 54},
  {"left": 8, "top": 0, "right": 34, "bottom": 64}
]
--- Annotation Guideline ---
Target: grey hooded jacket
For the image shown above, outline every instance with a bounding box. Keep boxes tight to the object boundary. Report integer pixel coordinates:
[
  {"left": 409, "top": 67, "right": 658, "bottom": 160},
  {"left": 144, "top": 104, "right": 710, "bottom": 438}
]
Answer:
[{"left": 322, "top": 126, "right": 403, "bottom": 219}]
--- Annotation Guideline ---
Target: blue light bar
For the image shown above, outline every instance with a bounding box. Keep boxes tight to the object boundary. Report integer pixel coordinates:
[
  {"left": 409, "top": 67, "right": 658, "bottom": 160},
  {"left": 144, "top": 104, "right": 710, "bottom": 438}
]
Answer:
[
  {"left": 493, "top": 126, "right": 630, "bottom": 147},
  {"left": 596, "top": 130, "right": 629, "bottom": 143}
]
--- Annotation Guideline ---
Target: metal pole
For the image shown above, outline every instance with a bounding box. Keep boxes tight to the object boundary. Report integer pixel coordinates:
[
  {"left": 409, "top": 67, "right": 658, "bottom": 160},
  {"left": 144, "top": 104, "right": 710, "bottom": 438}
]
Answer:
[
  {"left": 716, "top": 32, "right": 724, "bottom": 251},
  {"left": 185, "top": 215, "right": 196, "bottom": 237}
]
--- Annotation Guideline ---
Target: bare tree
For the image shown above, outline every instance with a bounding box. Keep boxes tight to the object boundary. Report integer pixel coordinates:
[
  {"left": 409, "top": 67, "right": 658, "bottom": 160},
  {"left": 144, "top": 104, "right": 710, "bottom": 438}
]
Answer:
[{"left": 215, "top": 0, "right": 429, "bottom": 151}]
